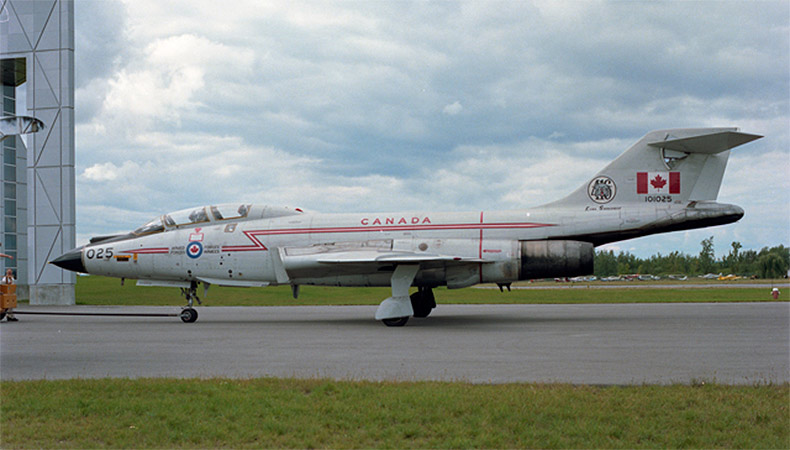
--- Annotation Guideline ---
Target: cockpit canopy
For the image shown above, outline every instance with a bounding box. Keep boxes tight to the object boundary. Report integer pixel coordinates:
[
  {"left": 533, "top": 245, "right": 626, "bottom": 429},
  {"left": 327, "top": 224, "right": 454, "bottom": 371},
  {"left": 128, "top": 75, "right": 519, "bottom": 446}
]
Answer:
[{"left": 132, "top": 203, "right": 306, "bottom": 236}]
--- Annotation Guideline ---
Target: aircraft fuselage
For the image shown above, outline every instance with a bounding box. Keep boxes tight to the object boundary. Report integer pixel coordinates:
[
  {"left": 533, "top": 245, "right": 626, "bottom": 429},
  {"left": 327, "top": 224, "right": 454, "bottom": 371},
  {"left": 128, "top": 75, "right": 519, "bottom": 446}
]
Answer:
[
  {"left": 71, "top": 202, "right": 741, "bottom": 289},
  {"left": 48, "top": 127, "right": 760, "bottom": 325}
]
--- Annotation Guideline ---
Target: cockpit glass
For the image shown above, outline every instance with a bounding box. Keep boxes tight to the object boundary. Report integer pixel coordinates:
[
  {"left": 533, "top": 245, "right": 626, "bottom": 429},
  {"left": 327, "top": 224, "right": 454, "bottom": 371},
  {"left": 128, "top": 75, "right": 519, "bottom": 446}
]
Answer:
[
  {"left": 211, "top": 204, "right": 251, "bottom": 221},
  {"left": 133, "top": 217, "right": 165, "bottom": 236},
  {"left": 189, "top": 208, "right": 208, "bottom": 223},
  {"left": 166, "top": 207, "right": 210, "bottom": 227},
  {"left": 133, "top": 204, "right": 257, "bottom": 235}
]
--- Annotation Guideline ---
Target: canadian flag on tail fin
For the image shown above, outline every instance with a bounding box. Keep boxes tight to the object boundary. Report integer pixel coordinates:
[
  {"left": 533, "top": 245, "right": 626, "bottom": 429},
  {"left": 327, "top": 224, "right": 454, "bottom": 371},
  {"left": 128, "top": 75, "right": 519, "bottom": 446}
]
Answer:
[{"left": 637, "top": 172, "right": 680, "bottom": 194}]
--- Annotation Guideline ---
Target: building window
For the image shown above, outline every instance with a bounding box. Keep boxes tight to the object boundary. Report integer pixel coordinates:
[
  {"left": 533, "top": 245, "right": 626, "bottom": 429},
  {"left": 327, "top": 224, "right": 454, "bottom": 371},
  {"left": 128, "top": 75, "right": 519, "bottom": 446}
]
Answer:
[
  {"left": 4, "top": 234, "right": 16, "bottom": 250},
  {"left": 3, "top": 97, "right": 14, "bottom": 113},
  {"left": 4, "top": 165, "right": 15, "bottom": 182},
  {"left": 3, "top": 148, "right": 15, "bottom": 164},
  {"left": 4, "top": 182, "right": 15, "bottom": 199},
  {"left": 4, "top": 217, "right": 16, "bottom": 233}
]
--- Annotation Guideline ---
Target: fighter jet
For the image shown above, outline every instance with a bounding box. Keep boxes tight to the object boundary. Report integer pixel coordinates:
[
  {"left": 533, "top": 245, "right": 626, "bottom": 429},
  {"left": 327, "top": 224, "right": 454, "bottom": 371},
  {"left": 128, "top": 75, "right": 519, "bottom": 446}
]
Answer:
[{"left": 52, "top": 128, "right": 761, "bottom": 325}]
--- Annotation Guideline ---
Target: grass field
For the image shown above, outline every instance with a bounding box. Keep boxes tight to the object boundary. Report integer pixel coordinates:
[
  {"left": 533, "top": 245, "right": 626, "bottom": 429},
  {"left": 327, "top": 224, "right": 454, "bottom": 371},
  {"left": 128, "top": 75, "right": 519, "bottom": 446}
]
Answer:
[
  {"left": 5, "top": 277, "right": 787, "bottom": 448},
  {"left": 1, "top": 378, "right": 787, "bottom": 449},
  {"left": 72, "top": 275, "right": 789, "bottom": 306}
]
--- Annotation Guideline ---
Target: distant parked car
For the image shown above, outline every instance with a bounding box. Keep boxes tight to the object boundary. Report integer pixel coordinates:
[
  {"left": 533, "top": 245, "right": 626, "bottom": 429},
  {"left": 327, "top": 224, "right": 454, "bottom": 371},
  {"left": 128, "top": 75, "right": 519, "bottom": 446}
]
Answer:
[
  {"left": 718, "top": 274, "right": 741, "bottom": 281},
  {"left": 637, "top": 274, "right": 660, "bottom": 281}
]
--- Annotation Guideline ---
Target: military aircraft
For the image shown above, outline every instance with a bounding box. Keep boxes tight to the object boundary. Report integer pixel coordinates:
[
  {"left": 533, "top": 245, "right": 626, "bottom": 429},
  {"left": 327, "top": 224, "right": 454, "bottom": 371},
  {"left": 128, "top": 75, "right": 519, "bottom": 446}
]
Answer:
[{"left": 52, "top": 127, "right": 761, "bottom": 326}]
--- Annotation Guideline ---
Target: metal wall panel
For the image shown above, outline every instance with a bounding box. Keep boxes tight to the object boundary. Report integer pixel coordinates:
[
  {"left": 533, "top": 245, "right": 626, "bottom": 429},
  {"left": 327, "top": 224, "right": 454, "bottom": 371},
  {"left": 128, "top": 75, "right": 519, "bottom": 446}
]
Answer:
[{"left": 1, "top": 0, "right": 75, "bottom": 304}]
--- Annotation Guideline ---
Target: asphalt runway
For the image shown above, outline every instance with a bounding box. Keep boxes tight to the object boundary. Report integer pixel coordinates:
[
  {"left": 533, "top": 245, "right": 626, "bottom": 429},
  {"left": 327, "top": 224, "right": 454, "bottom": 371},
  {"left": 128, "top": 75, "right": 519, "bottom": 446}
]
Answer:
[
  {"left": 475, "top": 282, "right": 789, "bottom": 289},
  {"left": 1, "top": 303, "right": 787, "bottom": 384}
]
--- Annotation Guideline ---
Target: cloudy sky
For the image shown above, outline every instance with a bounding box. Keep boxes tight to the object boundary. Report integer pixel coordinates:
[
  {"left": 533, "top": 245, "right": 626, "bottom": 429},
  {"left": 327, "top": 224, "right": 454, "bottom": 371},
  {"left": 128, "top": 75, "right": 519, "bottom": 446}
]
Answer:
[{"left": 72, "top": 0, "right": 789, "bottom": 258}]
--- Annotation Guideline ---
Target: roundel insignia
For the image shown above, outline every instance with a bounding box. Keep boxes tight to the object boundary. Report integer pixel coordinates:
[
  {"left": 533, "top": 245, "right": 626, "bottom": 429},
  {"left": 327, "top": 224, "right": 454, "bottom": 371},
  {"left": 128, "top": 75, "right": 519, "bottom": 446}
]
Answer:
[
  {"left": 588, "top": 176, "right": 616, "bottom": 204},
  {"left": 187, "top": 241, "right": 203, "bottom": 259}
]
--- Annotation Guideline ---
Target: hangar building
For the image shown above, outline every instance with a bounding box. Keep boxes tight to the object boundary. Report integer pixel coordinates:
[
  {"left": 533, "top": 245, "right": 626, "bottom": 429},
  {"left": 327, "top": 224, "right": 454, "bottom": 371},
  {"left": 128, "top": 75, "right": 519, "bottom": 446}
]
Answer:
[{"left": 0, "top": 0, "right": 76, "bottom": 305}]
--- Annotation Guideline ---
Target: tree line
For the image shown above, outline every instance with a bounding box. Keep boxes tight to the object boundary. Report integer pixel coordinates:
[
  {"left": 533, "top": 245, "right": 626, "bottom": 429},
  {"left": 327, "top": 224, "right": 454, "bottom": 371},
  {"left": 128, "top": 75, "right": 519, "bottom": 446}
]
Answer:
[{"left": 594, "top": 237, "right": 790, "bottom": 279}]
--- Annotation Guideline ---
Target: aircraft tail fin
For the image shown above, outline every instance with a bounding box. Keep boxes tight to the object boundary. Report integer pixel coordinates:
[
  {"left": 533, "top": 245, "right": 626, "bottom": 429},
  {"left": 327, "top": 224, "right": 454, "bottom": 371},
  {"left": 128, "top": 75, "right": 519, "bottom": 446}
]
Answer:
[{"left": 547, "top": 128, "right": 762, "bottom": 208}]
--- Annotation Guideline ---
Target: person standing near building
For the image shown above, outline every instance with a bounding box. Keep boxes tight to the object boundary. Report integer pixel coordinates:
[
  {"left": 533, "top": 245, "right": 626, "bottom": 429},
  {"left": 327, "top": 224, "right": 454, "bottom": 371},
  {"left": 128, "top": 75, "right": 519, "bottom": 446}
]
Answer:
[
  {"left": 2, "top": 268, "right": 18, "bottom": 321},
  {"left": 1, "top": 268, "right": 14, "bottom": 284}
]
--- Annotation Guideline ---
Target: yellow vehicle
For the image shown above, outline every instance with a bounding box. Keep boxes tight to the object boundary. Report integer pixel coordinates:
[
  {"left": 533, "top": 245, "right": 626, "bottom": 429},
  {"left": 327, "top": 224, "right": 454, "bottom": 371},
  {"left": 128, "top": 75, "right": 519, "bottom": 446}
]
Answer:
[{"left": 718, "top": 274, "right": 741, "bottom": 281}]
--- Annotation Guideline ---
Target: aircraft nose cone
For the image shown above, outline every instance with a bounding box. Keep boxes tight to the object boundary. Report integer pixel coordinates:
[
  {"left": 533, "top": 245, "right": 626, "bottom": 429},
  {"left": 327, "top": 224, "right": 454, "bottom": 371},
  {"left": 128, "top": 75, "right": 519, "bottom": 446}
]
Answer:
[{"left": 50, "top": 247, "right": 87, "bottom": 273}]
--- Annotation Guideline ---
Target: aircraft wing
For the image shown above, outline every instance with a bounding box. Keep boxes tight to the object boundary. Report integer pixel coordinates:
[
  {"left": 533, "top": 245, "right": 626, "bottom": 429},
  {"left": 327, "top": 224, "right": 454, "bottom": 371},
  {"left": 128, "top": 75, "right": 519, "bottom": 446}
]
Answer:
[
  {"left": 137, "top": 278, "right": 270, "bottom": 288},
  {"left": 314, "top": 251, "right": 489, "bottom": 264},
  {"left": 277, "top": 247, "right": 491, "bottom": 291},
  {"left": 280, "top": 240, "right": 490, "bottom": 267},
  {"left": 196, "top": 277, "right": 270, "bottom": 287}
]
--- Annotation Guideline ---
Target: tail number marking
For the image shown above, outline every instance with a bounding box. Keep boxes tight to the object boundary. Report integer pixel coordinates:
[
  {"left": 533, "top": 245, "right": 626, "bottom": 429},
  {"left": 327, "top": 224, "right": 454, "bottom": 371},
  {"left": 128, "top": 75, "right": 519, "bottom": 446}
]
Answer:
[
  {"left": 644, "top": 195, "right": 673, "bottom": 203},
  {"left": 86, "top": 248, "right": 114, "bottom": 259}
]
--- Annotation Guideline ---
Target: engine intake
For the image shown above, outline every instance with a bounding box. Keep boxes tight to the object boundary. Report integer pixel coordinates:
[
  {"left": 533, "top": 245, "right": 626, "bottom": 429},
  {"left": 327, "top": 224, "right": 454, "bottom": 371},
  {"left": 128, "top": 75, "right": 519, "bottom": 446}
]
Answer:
[{"left": 519, "top": 240, "right": 594, "bottom": 280}]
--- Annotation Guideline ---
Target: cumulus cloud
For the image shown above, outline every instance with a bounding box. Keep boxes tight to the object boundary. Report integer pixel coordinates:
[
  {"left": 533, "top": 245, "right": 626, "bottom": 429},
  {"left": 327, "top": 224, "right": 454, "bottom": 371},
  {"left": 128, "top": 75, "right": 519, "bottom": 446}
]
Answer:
[
  {"left": 443, "top": 101, "right": 463, "bottom": 115},
  {"left": 72, "top": 0, "right": 789, "bottom": 255},
  {"left": 81, "top": 162, "right": 122, "bottom": 182}
]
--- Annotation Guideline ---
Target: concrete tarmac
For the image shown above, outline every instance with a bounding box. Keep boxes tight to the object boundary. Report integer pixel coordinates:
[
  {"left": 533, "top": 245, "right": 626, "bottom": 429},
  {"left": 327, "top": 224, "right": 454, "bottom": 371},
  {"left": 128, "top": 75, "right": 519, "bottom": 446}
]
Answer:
[{"left": 1, "top": 303, "right": 787, "bottom": 384}]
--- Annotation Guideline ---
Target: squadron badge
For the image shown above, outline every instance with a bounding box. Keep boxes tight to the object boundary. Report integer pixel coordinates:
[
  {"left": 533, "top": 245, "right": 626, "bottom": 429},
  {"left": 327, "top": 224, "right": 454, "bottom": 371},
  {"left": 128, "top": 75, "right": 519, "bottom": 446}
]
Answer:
[{"left": 588, "top": 176, "right": 616, "bottom": 204}]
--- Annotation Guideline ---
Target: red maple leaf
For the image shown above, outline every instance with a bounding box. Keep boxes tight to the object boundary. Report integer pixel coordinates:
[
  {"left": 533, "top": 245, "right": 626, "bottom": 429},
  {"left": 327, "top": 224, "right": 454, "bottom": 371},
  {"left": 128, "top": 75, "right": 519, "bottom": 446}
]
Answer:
[{"left": 650, "top": 174, "right": 667, "bottom": 190}]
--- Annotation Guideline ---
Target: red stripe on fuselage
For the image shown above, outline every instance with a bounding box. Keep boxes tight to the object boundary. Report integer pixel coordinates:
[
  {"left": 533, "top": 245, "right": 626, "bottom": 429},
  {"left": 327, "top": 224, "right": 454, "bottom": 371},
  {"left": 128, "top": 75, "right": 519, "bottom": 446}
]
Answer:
[
  {"left": 121, "top": 248, "right": 169, "bottom": 254},
  {"left": 220, "top": 221, "right": 554, "bottom": 252}
]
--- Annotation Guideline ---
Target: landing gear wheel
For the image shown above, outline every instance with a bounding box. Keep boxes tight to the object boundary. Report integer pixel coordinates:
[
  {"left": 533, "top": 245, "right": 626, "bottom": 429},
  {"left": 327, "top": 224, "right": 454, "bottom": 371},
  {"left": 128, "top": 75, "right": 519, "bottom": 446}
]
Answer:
[
  {"left": 180, "top": 308, "right": 198, "bottom": 323},
  {"left": 179, "top": 281, "right": 201, "bottom": 323},
  {"left": 382, "top": 316, "right": 409, "bottom": 327},
  {"left": 410, "top": 287, "right": 436, "bottom": 318}
]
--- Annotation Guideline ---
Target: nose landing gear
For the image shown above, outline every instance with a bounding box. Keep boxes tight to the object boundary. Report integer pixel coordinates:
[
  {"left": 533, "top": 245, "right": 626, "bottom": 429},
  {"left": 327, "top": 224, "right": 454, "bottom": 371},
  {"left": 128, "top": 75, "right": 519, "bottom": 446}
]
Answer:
[
  {"left": 180, "top": 307, "right": 198, "bottom": 323},
  {"left": 180, "top": 281, "right": 201, "bottom": 323}
]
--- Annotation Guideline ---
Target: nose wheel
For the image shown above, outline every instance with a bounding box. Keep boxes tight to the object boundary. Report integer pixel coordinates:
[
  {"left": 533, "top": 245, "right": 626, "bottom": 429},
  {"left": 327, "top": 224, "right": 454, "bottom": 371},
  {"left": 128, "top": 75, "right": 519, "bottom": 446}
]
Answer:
[
  {"left": 179, "top": 281, "right": 201, "bottom": 323},
  {"left": 180, "top": 308, "right": 198, "bottom": 323}
]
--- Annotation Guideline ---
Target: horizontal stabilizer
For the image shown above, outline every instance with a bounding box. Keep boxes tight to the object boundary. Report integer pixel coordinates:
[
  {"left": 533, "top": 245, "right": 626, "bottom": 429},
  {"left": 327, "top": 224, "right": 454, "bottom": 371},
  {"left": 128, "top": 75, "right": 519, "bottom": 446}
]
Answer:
[{"left": 647, "top": 131, "right": 762, "bottom": 154}]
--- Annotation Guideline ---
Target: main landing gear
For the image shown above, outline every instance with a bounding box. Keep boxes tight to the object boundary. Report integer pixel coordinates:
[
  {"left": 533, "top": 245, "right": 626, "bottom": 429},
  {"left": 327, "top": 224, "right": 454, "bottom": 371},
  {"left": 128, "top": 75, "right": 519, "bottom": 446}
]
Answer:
[
  {"left": 382, "top": 316, "right": 410, "bottom": 327},
  {"left": 381, "top": 287, "right": 436, "bottom": 327},
  {"left": 411, "top": 287, "right": 436, "bottom": 318},
  {"left": 179, "top": 281, "right": 201, "bottom": 323}
]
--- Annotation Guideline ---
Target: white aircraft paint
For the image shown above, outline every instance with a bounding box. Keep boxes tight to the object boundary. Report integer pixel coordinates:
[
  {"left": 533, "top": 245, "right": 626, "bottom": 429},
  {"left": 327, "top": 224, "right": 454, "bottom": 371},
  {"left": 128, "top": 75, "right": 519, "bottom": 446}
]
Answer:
[{"left": 48, "top": 128, "right": 761, "bottom": 326}]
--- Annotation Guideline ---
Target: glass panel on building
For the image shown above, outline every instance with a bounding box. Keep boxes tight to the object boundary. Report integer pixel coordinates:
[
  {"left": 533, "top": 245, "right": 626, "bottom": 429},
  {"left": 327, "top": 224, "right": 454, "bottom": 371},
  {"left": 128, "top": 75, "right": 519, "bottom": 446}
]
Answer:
[
  {"left": 4, "top": 234, "right": 16, "bottom": 250},
  {"left": 4, "top": 165, "right": 16, "bottom": 181},
  {"left": 4, "top": 183, "right": 15, "bottom": 199},
  {"left": 5, "top": 217, "right": 16, "bottom": 233}
]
